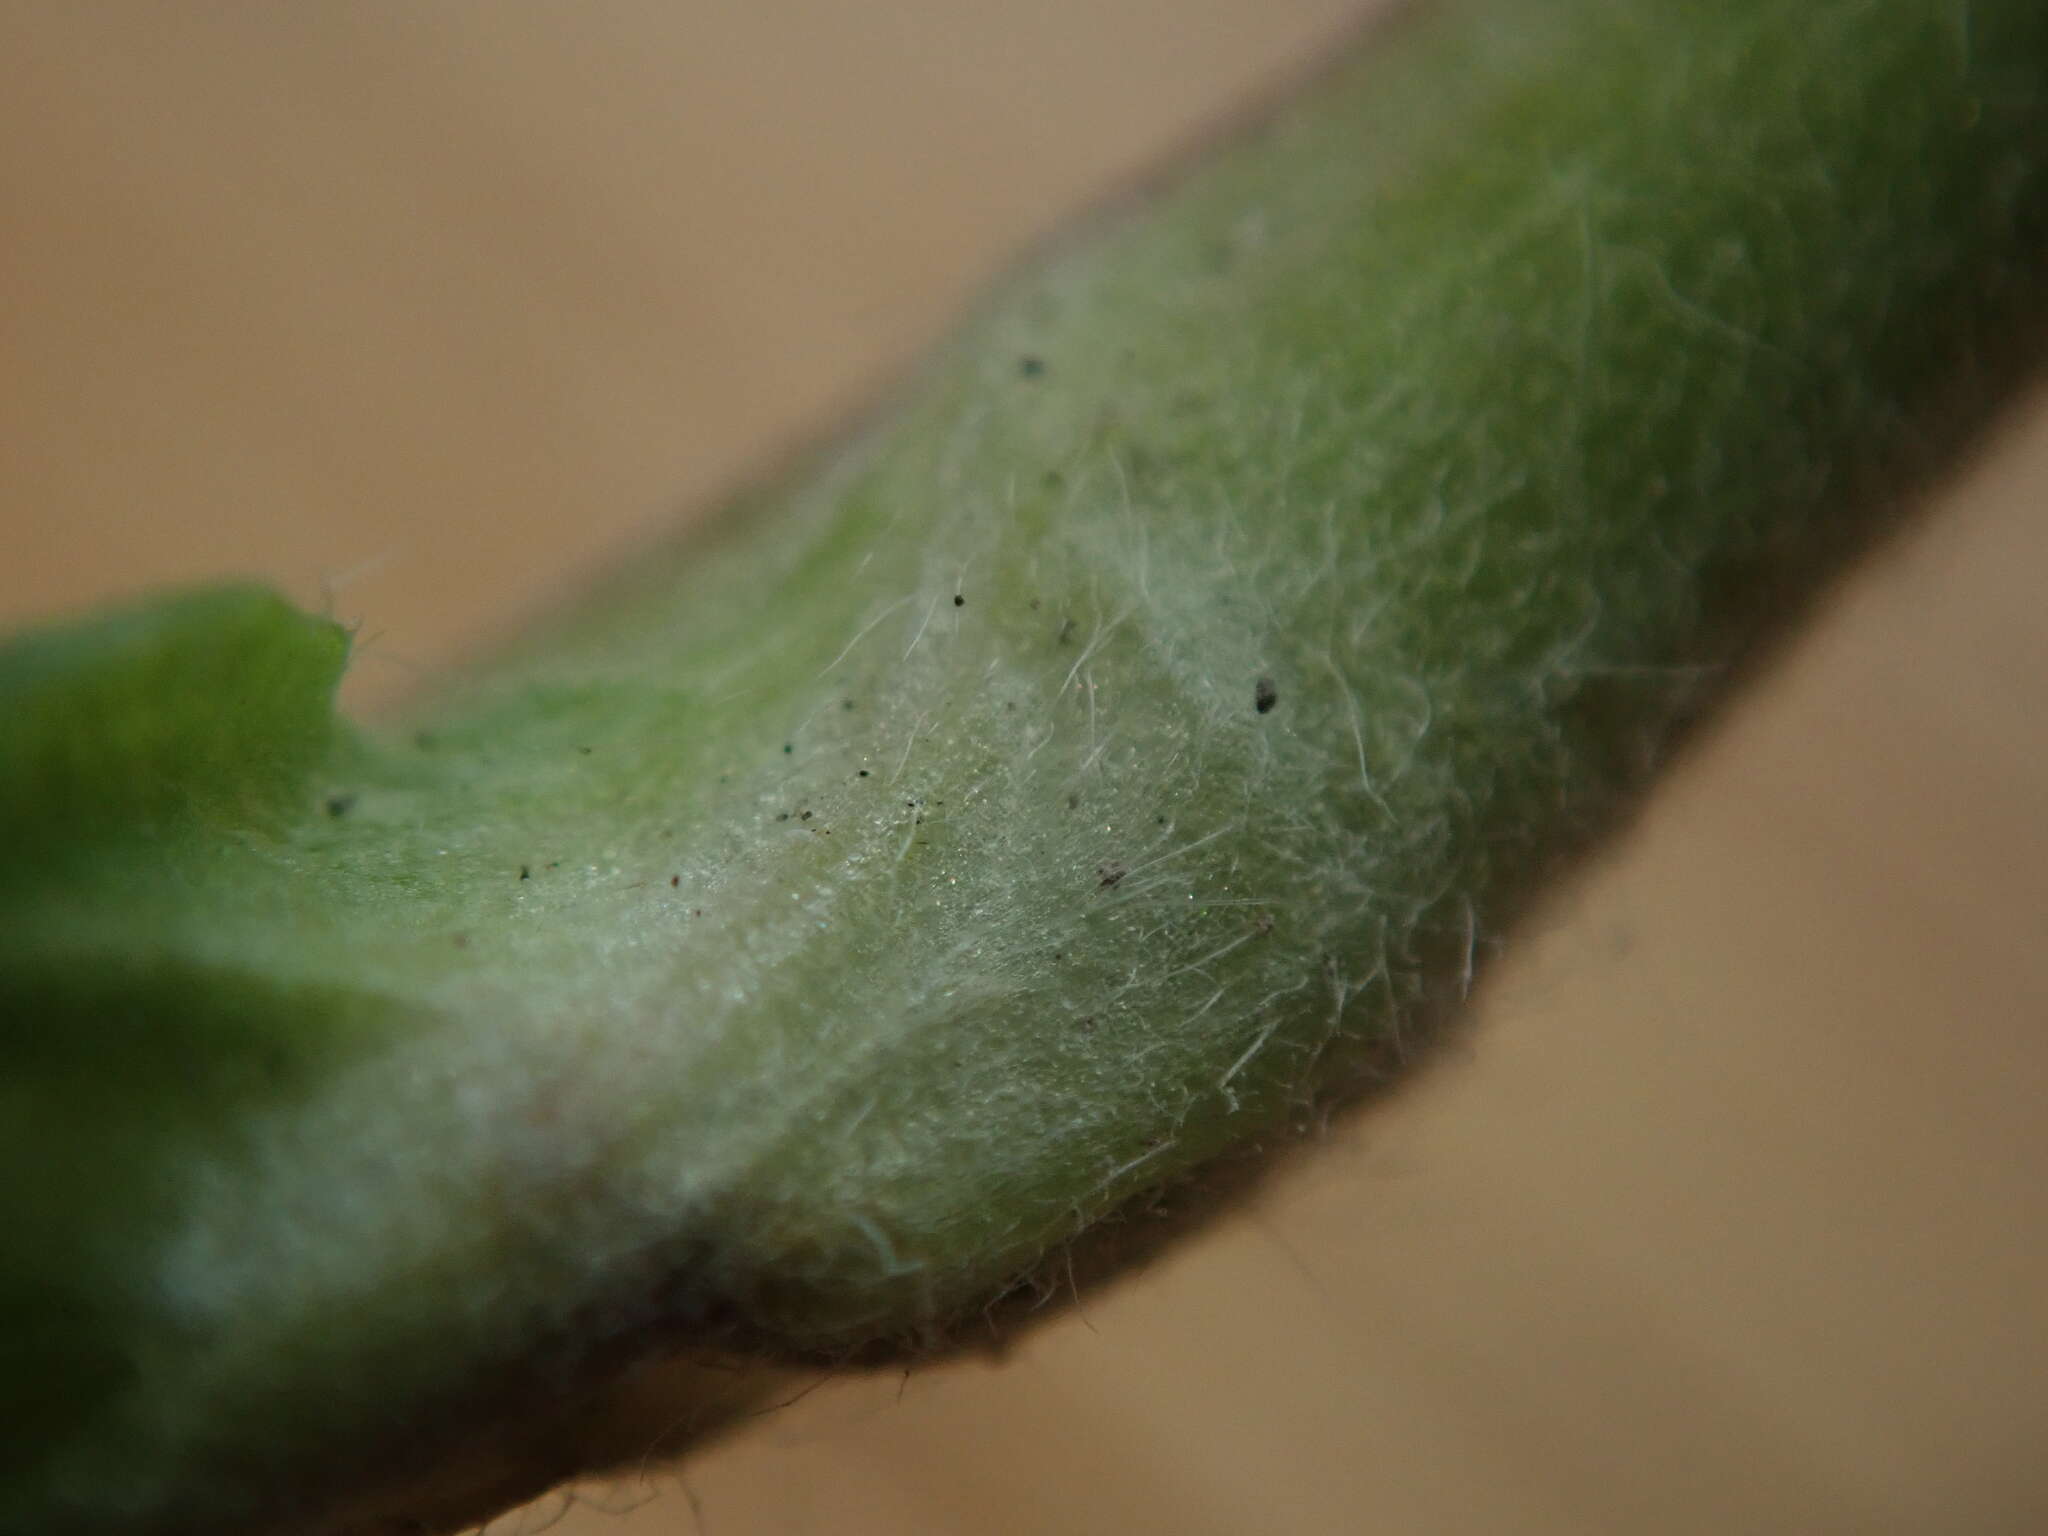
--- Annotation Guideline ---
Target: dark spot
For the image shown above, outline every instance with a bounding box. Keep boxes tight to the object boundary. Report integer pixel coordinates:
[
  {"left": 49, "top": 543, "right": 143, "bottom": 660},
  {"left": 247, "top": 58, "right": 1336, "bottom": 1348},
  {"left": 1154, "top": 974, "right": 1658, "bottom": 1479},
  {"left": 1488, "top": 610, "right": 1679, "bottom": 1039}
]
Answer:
[
  {"left": 800, "top": 810, "right": 813, "bottom": 821},
  {"left": 1066, "top": 792, "right": 1080, "bottom": 810},
  {"left": 1254, "top": 676, "right": 1278, "bottom": 714},
  {"left": 670, "top": 875, "right": 680, "bottom": 888},
  {"left": 1018, "top": 355, "right": 1046, "bottom": 378},
  {"left": 1029, "top": 597, "right": 1042, "bottom": 611},
  {"left": 1078, "top": 1015, "right": 1096, "bottom": 1032},
  {"left": 578, "top": 746, "right": 593, "bottom": 755},
  {"left": 1042, "top": 469, "right": 1065, "bottom": 490},
  {"left": 1053, "top": 952, "right": 1063, "bottom": 961},
  {"left": 520, "top": 865, "right": 531, "bottom": 881},
  {"left": 452, "top": 934, "right": 470, "bottom": 950},
  {"left": 413, "top": 731, "right": 436, "bottom": 751},
  {"left": 858, "top": 769, "right": 870, "bottom": 777},
  {"left": 777, "top": 812, "right": 791, "bottom": 821},
  {"left": 1057, "top": 617, "right": 1076, "bottom": 644},
  {"left": 1253, "top": 912, "right": 1275, "bottom": 936},
  {"left": 783, "top": 743, "right": 794, "bottom": 754},
  {"left": 953, "top": 593, "right": 965, "bottom": 607},
  {"left": 842, "top": 698, "right": 856, "bottom": 711},
  {"left": 693, "top": 908, "right": 703, "bottom": 916},
  {"left": 1097, "top": 863, "right": 1127, "bottom": 890},
  {"left": 1005, "top": 700, "right": 1017, "bottom": 712},
  {"left": 324, "top": 793, "right": 357, "bottom": 819}
]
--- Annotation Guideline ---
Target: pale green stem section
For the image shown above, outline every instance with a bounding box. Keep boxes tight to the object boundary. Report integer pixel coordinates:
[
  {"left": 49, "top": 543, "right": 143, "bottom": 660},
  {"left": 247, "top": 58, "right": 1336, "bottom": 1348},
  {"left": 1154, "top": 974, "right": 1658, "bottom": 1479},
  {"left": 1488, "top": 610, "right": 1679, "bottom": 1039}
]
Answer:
[{"left": 5, "top": 2, "right": 2047, "bottom": 1532}]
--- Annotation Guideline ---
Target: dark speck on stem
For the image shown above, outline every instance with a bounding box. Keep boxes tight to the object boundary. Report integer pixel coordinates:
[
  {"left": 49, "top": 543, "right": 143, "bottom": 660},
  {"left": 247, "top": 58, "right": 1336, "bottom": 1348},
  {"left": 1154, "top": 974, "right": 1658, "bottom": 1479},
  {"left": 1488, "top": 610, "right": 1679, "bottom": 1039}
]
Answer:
[{"left": 1255, "top": 676, "right": 1278, "bottom": 714}]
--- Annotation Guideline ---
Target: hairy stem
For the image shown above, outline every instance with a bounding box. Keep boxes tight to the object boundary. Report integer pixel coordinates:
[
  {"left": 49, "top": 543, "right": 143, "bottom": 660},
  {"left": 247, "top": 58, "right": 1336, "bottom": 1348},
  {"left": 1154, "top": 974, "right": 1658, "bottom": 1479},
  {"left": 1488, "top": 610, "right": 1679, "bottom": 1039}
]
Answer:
[{"left": 6, "top": 2, "right": 2047, "bottom": 1532}]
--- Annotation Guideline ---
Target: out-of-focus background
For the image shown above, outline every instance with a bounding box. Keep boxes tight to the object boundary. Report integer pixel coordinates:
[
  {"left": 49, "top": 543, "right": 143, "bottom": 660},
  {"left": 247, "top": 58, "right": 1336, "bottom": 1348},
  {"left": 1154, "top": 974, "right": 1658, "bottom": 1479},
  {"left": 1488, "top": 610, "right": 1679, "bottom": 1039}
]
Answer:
[{"left": 5, "top": 3, "right": 2048, "bottom": 1532}]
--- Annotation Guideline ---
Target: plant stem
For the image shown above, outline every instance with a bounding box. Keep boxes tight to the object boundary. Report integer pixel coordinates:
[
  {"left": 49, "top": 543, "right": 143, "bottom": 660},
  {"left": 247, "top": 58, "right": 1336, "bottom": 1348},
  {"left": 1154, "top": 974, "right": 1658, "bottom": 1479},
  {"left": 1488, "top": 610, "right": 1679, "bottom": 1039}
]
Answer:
[{"left": 6, "top": 1, "right": 2047, "bottom": 1531}]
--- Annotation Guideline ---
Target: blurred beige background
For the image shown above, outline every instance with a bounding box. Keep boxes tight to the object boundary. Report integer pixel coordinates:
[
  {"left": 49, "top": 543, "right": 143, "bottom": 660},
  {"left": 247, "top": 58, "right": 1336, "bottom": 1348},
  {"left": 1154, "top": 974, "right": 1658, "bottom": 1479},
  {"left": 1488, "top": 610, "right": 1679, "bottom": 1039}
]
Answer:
[{"left": 5, "top": 4, "right": 2048, "bottom": 1533}]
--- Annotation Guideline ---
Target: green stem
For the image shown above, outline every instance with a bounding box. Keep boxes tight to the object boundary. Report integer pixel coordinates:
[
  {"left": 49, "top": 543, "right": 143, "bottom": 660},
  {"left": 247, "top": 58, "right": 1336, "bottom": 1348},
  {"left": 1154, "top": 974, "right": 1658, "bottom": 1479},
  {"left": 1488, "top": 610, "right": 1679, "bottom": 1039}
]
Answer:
[{"left": 7, "top": 2, "right": 2047, "bottom": 1531}]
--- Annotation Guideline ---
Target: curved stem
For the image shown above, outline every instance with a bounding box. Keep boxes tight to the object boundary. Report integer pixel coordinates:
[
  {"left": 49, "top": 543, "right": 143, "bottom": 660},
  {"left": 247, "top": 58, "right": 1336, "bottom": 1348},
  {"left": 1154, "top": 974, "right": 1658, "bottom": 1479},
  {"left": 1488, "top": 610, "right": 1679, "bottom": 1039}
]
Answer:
[{"left": 6, "top": 2, "right": 2048, "bottom": 1531}]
